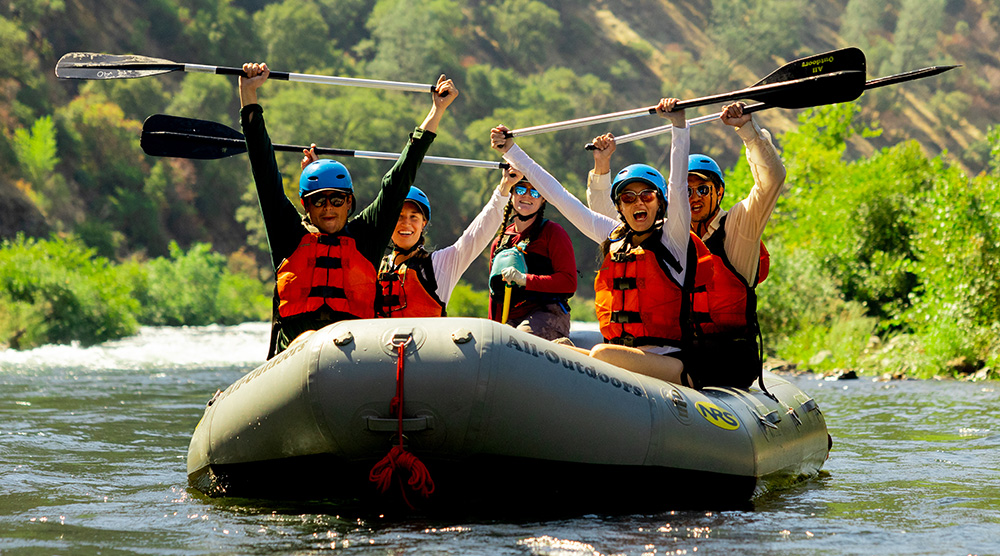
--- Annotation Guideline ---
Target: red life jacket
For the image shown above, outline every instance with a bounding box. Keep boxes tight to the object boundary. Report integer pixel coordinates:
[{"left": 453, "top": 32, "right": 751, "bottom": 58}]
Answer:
[
  {"left": 377, "top": 248, "right": 446, "bottom": 318},
  {"left": 275, "top": 233, "right": 376, "bottom": 319},
  {"left": 595, "top": 226, "right": 714, "bottom": 347},
  {"left": 700, "top": 214, "right": 770, "bottom": 336}
]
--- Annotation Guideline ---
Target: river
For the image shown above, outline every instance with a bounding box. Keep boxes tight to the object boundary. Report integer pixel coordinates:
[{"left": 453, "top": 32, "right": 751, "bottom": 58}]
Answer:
[{"left": 1, "top": 323, "right": 997, "bottom": 555}]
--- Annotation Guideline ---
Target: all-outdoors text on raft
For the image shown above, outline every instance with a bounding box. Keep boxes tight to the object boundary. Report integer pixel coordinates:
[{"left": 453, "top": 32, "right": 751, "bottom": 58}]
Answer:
[{"left": 505, "top": 335, "right": 646, "bottom": 398}]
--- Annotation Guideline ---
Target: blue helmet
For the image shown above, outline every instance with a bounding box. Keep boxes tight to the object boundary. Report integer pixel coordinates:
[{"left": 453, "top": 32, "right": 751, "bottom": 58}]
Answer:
[
  {"left": 688, "top": 154, "right": 724, "bottom": 187},
  {"left": 299, "top": 159, "right": 353, "bottom": 198},
  {"left": 404, "top": 186, "right": 431, "bottom": 222},
  {"left": 611, "top": 163, "right": 668, "bottom": 202}
]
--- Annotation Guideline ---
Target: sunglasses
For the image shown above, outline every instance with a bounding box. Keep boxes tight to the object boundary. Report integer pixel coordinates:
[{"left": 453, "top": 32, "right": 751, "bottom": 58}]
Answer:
[
  {"left": 687, "top": 184, "right": 712, "bottom": 197},
  {"left": 308, "top": 193, "right": 349, "bottom": 208},
  {"left": 617, "top": 188, "right": 658, "bottom": 205},
  {"left": 513, "top": 184, "right": 542, "bottom": 198}
]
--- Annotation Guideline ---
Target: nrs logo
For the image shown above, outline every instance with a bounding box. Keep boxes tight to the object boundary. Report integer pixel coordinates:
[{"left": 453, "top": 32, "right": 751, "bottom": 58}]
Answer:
[{"left": 695, "top": 401, "right": 740, "bottom": 430}]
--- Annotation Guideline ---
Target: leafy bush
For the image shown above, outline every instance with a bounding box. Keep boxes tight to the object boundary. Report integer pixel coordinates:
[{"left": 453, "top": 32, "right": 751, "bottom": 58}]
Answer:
[
  {"left": 0, "top": 234, "right": 139, "bottom": 348},
  {"left": 133, "top": 242, "right": 269, "bottom": 326}
]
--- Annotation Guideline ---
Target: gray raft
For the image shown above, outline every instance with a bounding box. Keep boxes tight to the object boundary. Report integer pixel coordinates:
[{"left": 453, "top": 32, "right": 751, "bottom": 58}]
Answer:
[{"left": 188, "top": 317, "right": 829, "bottom": 513}]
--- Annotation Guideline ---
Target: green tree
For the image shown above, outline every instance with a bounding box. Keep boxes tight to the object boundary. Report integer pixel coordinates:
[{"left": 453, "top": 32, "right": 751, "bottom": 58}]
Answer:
[
  {"left": 365, "top": 0, "right": 465, "bottom": 82},
  {"left": 487, "top": 0, "right": 561, "bottom": 69},
  {"left": 253, "top": 0, "right": 333, "bottom": 70},
  {"left": 885, "top": 0, "right": 946, "bottom": 75}
]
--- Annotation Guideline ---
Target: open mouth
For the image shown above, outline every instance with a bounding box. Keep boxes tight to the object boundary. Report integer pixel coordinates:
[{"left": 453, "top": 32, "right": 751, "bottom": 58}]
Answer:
[
  {"left": 631, "top": 209, "right": 648, "bottom": 222},
  {"left": 398, "top": 230, "right": 414, "bottom": 236}
]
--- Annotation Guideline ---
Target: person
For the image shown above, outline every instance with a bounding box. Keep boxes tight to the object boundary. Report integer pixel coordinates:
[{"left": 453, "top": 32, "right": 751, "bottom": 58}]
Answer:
[
  {"left": 486, "top": 169, "right": 578, "bottom": 342},
  {"left": 374, "top": 168, "right": 523, "bottom": 318},
  {"left": 238, "top": 61, "right": 458, "bottom": 358},
  {"left": 490, "top": 98, "right": 714, "bottom": 387},
  {"left": 587, "top": 102, "right": 785, "bottom": 389}
]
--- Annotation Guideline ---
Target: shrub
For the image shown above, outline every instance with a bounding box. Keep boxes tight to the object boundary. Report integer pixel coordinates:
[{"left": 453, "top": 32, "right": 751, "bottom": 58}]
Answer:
[{"left": 0, "top": 234, "right": 139, "bottom": 348}]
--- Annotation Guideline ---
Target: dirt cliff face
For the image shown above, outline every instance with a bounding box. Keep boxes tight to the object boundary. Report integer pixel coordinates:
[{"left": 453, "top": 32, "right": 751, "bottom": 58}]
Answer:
[{"left": 0, "top": 179, "right": 48, "bottom": 241}]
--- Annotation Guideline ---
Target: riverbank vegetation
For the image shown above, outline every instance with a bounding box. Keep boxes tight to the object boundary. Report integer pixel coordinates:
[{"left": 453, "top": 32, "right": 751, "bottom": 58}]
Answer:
[{"left": 2, "top": 0, "right": 998, "bottom": 379}]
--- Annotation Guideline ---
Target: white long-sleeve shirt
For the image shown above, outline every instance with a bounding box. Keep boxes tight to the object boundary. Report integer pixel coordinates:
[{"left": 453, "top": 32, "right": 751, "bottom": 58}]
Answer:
[
  {"left": 426, "top": 185, "right": 509, "bottom": 305},
  {"left": 503, "top": 125, "right": 692, "bottom": 289}
]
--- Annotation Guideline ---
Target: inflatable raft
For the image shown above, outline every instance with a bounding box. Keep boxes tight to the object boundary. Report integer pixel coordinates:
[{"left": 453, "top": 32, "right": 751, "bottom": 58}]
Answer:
[{"left": 188, "top": 318, "right": 829, "bottom": 513}]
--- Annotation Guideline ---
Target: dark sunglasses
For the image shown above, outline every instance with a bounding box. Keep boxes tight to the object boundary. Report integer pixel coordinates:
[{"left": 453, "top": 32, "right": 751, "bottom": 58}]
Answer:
[
  {"left": 687, "top": 184, "right": 712, "bottom": 197},
  {"left": 513, "top": 184, "right": 541, "bottom": 198},
  {"left": 617, "top": 188, "right": 658, "bottom": 204},
  {"left": 308, "top": 193, "right": 349, "bottom": 208}
]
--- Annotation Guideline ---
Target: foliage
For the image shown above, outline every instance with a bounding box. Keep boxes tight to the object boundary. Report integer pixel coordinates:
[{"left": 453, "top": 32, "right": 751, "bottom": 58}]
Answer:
[
  {"left": 365, "top": 0, "right": 465, "bottom": 83},
  {"left": 132, "top": 241, "right": 270, "bottom": 326},
  {"left": 12, "top": 115, "right": 59, "bottom": 193},
  {"left": 0, "top": 235, "right": 269, "bottom": 349},
  {"left": 446, "top": 280, "right": 488, "bottom": 317},
  {"left": 0, "top": 234, "right": 139, "bottom": 348},
  {"left": 708, "top": 0, "right": 807, "bottom": 73},
  {"left": 486, "top": 0, "right": 561, "bottom": 69}
]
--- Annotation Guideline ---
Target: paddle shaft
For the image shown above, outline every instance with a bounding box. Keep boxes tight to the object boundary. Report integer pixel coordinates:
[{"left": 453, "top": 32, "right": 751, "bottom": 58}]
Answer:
[
  {"left": 143, "top": 129, "right": 508, "bottom": 169},
  {"left": 185, "top": 64, "right": 437, "bottom": 93},
  {"left": 501, "top": 284, "right": 512, "bottom": 325},
  {"left": 506, "top": 70, "right": 863, "bottom": 137},
  {"left": 585, "top": 65, "right": 958, "bottom": 149},
  {"left": 56, "top": 52, "right": 439, "bottom": 94}
]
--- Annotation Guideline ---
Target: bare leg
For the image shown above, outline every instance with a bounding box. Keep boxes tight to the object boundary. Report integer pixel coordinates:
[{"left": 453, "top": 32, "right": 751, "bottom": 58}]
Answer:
[{"left": 589, "top": 344, "right": 692, "bottom": 387}]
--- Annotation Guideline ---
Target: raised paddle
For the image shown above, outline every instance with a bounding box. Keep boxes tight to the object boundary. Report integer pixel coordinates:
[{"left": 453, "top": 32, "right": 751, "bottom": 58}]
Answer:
[
  {"left": 141, "top": 114, "right": 508, "bottom": 170},
  {"left": 584, "top": 64, "right": 959, "bottom": 149},
  {"left": 505, "top": 48, "right": 868, "bottom": 138},
  {"left": 507, "top": 69, "right": 866, "bottom": 138},
  {"left": 56, "top": 52, "right": 441, "bottom": 94}
]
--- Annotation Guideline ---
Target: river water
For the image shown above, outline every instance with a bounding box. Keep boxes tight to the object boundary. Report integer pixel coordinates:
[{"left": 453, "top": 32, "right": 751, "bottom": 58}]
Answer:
[{"left": 1, "top": 323, "right": 998, "bottom": 555}]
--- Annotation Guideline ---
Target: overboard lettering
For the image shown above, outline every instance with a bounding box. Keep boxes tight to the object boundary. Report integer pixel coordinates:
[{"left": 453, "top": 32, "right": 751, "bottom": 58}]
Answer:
[{"left": 505, "top": 335, "right": 644, "bottom": 398}]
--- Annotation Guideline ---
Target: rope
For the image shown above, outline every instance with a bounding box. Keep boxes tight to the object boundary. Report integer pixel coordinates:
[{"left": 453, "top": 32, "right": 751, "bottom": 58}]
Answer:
[{"left": 368, "top": 338, "right": 435, "bottom": 507}]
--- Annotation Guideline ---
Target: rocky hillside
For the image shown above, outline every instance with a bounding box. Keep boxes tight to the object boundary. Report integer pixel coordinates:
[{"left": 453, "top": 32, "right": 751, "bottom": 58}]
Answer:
[{"left": 2, "top": 0, "right": 997, "bottom": 245}]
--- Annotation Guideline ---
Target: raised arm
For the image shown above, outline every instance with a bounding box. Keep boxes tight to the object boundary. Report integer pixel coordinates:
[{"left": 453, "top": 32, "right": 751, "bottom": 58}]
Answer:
[
  {"left": 586, "top": 132, "right": 618, "bottom": 219},
  {"left": 719, "top": 102, "right": 787, "bottom": 283},
  {"left": 490, "top": 125, "right": 617, "bottom": 244},
  {"left": 656, "top": 98, "right": 693, "bottom": 285},
  {"left": 351, "top": 76, "right": 459, "bottom": 264},
  {"left": 430, "top": 174, "right": 513, "bottom": 304}
]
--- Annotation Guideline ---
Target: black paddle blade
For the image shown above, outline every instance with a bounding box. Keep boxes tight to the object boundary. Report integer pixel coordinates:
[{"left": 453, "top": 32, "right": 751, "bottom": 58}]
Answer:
[
  {"left": 752, "top": 47, "right": 866, "bottom": 87},
  {"left": 56, "top": 52, "right": 182, "bottom": 79},
  {"left": 748, "top": 69, "right": 867, "bottom": 109},
  {"left": 141, "top": 114, "right": 248, "bottom": 160}
]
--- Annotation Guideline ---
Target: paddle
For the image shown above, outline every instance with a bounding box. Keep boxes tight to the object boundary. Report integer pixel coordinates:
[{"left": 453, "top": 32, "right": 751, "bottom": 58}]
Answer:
[
  {"left": 505, "top": 49, "right": 868, "bottom": 138},
  {"left": 56, "top": 52, "right": 441, "bottom": 94},
  {"left": 584, "top": 63, "right": 959, "bottom": 149},
  {"left": 140, "top": 114, "right": 508, "bottom": 170},
  {"left": 501, "top": 285, "right": 513, "bottom": 325}
]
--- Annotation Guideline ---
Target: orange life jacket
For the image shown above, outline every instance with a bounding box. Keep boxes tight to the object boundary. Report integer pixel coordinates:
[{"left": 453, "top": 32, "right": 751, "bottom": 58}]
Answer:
[
  {"left": 700, "top": 214, "right": 770, "bottom": 336},
  {"left": 595, "top": 226, "right": 714, "bottom": 347},
  {"left": 377, "top": 248, "right": 446, "bottom": 318},
  {"left": 275, "top": 233, "right": 376, "bottom": 319}
]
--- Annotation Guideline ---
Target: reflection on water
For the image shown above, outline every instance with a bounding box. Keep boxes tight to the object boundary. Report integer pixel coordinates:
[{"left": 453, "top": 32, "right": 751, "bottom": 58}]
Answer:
[{"left": 2, "top": 324, "right": 998, "bottom": 555}]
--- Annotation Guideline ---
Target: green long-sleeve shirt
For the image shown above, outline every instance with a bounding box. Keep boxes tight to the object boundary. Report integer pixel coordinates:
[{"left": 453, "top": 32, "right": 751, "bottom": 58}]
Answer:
[{"left": 240, "top": 104, "right": 435, "bottom": 356}]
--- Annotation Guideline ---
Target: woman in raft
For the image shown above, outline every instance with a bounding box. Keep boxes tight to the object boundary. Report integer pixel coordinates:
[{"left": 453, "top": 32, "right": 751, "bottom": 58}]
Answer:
[
  {"left": 372, "top": 168, "right": 527, "bottom": 318},
  {"left": 486, "top": 169, "right": 578, "bottom": 342},
  {"left": 490, "top": 98, "right": 715, "bottom": 387}
]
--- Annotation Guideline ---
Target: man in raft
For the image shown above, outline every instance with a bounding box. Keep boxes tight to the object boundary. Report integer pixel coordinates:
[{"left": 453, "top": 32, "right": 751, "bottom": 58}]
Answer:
[
  {"left": 238, "top": 62, "right": 458, "bottom": 358},
  {"left": 588, "top": 101, "right": 786, "bottom": 388}
]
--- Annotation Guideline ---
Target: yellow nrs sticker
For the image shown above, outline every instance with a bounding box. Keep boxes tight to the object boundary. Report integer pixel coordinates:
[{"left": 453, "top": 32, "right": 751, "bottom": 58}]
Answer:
[{"left": 695, "top": 401, "right": 741, "bottom": 430}]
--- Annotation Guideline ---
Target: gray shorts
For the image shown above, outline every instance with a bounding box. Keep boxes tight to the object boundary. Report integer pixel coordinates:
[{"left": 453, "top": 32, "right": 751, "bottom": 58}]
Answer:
[{"left": 510, "top": 303, "right": 571, "bottom": 341}]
